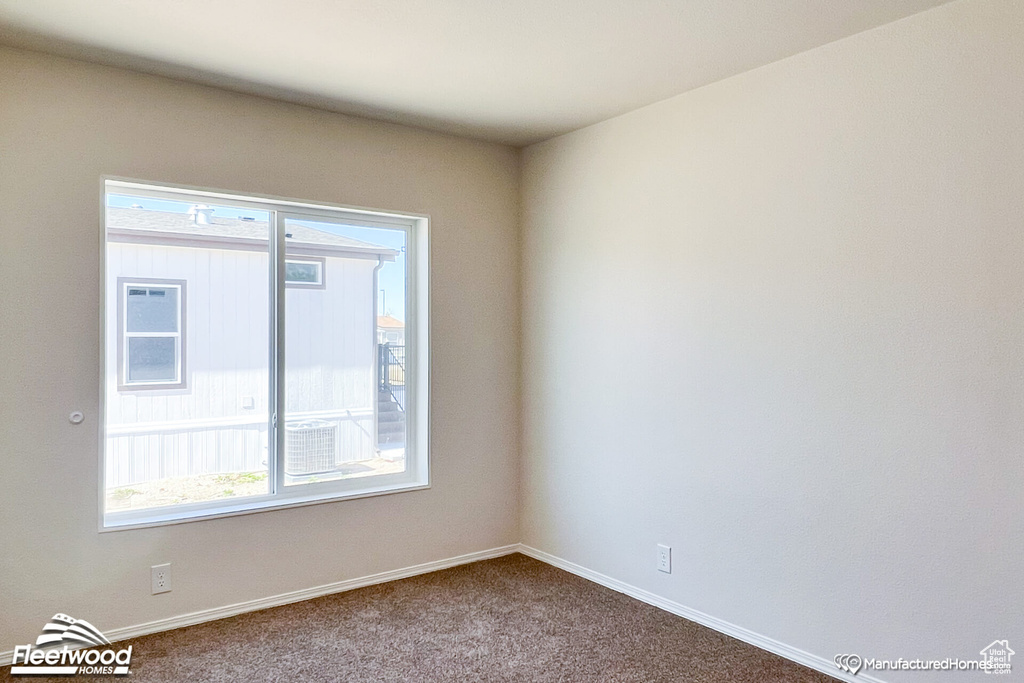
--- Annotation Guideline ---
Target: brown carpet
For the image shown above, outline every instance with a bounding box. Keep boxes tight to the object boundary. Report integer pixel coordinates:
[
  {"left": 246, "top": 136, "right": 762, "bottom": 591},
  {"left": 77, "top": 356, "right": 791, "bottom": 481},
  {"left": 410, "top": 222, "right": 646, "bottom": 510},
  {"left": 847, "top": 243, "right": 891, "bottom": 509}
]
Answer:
[{"left": 3, "top": 554, "right": 835, "bottom": 682}]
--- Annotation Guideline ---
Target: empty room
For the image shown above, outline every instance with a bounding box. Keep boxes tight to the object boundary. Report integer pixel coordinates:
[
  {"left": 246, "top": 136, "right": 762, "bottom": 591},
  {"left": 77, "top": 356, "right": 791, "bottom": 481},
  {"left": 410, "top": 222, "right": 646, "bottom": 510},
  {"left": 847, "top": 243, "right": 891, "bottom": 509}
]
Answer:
[{"left": 0, "top": 0, "right": 1020, "bottom": 681}]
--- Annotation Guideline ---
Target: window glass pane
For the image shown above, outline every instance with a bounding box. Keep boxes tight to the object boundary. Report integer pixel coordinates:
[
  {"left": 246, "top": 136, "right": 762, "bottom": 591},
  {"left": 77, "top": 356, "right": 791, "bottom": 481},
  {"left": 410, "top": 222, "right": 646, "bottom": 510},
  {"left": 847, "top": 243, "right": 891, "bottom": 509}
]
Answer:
[
  {"left": 283, "top": 217, "right": 407, "bottom": 487},
  {"left": 285, "top": 261, "right": 320, "bottom": 283},
  {"left": 127, "top": 336, "right": 177, "bottom": 382},
  {"left": 126, "top": 286, "right": 178, "bottom": 332},
  {"left": 106, "top": 193, "right": 271, "bottom": 513}
]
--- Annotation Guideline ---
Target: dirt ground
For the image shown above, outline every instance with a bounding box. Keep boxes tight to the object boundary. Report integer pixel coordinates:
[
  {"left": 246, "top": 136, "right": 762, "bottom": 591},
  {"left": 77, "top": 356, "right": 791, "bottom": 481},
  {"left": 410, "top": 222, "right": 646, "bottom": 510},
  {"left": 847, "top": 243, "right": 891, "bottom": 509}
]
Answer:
[{"left": 106, "top": 454, "right": 405, "bottom": 512}]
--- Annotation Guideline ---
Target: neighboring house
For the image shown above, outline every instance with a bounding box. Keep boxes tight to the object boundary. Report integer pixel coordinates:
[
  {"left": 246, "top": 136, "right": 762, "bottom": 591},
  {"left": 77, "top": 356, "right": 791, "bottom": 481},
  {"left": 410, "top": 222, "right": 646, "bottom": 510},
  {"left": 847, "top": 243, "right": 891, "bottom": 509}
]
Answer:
[
  {"left": 377, "top": 315, "right": 405, "bottom": 345},
  {"left": 980, "top": 640, "right": 1014, "bottom": 673},
  {"left": 104, "top": 206, "right": 397, "bottom": 488}
]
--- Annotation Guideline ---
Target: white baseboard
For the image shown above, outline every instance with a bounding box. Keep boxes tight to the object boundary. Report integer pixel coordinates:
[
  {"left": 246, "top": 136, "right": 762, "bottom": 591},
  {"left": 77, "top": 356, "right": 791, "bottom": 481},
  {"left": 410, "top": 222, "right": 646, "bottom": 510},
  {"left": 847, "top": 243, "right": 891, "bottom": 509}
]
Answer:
[
  {"left": 0, "top": 544, "right": 520, "bottom": 667},
  {"left": 516, "top": 544, "right": 887, "bottom": 683},
  {"left": 2, "top": 542, "right": 886, "bottom": 683}
]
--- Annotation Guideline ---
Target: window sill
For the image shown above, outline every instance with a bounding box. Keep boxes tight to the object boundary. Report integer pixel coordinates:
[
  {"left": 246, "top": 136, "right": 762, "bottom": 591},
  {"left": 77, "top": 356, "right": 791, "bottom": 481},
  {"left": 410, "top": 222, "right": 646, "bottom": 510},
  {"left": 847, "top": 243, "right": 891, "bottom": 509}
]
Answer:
[{"left": 101, "top": 479, "right": 429, "bottom": 532}]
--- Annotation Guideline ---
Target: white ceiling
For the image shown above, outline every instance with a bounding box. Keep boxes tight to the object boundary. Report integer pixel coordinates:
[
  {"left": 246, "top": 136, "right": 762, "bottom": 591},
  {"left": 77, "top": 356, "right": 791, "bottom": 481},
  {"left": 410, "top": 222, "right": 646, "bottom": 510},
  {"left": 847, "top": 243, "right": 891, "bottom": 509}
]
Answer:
[{"left": 0, "top": 0, "right": 953, "bottom": 146}]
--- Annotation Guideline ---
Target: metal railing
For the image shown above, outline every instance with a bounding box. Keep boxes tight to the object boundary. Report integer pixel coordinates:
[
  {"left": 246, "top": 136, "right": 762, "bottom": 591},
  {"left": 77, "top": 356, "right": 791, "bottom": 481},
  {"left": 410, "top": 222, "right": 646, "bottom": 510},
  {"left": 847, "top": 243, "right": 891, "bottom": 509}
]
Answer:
[{"left": 379, "top": 343, "right": 406, "bottom": 411}]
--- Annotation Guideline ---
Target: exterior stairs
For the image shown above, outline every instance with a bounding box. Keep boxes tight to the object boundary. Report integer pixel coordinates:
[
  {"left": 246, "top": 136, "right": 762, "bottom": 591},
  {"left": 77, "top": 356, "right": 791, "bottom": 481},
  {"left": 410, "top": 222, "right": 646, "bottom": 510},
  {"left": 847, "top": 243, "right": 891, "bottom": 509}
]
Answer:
[{"left": 377, "top": 390, "right": 406, "bottom": 448}]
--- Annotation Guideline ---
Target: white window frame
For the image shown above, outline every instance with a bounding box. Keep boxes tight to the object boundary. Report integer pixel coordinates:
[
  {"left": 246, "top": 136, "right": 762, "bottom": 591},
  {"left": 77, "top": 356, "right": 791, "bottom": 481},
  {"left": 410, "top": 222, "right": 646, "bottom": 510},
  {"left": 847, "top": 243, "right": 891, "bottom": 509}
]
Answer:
[
  {"left": 118, "top": 278, "right": 187, "bottom": 390},
  {"left": 101, "top": 178, "right": 430, "bottom": 530}
]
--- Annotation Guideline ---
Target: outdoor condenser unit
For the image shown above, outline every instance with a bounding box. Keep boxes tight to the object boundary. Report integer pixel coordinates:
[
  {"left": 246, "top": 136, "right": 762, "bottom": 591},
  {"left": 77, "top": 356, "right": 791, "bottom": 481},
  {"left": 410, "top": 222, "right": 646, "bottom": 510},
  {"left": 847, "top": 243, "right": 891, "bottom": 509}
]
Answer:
[{"left": 284, "top": 419, "right": 337, "bottom": 476}]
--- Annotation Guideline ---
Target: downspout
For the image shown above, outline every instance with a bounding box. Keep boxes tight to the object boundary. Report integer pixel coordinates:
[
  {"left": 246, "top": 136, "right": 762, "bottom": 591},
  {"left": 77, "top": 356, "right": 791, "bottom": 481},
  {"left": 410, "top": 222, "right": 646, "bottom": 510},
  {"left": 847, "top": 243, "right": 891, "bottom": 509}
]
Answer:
[{"left": 371, "top": 255, "right": 386, "bottom": 456}]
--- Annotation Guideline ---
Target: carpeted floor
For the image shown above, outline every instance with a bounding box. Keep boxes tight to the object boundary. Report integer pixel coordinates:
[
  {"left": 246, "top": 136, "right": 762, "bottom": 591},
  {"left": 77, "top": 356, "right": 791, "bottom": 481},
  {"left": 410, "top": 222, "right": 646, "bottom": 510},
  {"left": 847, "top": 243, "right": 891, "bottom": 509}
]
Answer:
[{"left": 3, "top": 553, "right": 836, "bottom": 682}]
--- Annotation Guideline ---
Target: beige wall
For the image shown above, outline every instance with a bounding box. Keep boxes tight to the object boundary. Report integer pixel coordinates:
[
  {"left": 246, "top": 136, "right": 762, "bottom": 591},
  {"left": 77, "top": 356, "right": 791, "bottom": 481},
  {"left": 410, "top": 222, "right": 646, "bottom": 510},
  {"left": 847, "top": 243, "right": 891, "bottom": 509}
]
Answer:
[
  {"left": 2, "top": 0, "right": 1021, "bottom": 674},
  {"left": 0, "top": 46, "right": 520, "bottom": 645},
  {"left": 521, "top": 0, "right": 1022, "bottom": 680}
]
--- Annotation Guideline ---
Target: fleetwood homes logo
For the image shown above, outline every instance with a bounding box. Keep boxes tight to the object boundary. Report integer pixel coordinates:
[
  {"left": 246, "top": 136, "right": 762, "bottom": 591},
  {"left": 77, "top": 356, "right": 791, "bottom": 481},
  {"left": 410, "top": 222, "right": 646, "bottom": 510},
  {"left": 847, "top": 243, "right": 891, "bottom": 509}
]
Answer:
[{"left": 11, "top": 614, "right": 132, "bottom": 677}]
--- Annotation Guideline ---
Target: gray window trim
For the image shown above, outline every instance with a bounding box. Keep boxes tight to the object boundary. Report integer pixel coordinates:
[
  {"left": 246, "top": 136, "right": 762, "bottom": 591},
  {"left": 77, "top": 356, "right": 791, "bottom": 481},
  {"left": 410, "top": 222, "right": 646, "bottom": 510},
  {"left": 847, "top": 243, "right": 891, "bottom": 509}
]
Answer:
[{"left": 117, "top": 277, "right": 188, "bottom": 391}]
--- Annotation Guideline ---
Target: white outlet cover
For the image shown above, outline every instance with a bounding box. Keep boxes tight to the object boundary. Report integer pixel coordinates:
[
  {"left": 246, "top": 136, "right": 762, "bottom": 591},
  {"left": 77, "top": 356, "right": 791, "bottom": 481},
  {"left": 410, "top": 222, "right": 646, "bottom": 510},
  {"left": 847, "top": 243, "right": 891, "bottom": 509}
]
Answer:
[
  {"left": 151, "top": 563, "right": 172, "bottom": 594},
  {"left": 657, "top": 544, "right": 671, "bottom": 573}
]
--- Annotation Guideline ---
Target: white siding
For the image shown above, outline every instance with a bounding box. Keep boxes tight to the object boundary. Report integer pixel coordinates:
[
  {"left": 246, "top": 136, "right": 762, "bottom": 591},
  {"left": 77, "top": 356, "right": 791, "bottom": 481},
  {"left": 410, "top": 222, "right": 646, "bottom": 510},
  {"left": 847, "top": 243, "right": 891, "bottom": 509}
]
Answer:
[{"left": 105, "top": 241, "right": 377, "bottom": 486}]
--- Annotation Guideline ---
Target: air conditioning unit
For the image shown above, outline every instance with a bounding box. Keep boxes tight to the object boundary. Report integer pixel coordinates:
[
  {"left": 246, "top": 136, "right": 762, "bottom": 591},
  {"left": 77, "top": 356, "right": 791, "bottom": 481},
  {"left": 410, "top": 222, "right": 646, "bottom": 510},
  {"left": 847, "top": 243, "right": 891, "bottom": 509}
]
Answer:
[{"left": 285, "top": 419, "right": 337, "bottom": 475}]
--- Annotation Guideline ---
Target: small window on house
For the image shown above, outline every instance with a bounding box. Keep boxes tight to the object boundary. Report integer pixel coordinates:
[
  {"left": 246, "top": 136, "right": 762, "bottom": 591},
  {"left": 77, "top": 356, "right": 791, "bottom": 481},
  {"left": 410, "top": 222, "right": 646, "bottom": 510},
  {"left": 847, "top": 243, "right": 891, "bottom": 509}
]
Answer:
[
  {"left": 119, "top": 280, "right": 185, "bottom": 389},
  {"left": 285, "top": 258, "right": 324, "bottom": 287}
]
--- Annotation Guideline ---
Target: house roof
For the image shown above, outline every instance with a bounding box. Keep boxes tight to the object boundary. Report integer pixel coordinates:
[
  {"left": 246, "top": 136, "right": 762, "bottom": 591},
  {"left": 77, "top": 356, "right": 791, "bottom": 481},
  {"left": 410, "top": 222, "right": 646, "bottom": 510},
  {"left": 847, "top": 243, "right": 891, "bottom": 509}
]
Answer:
[
  {"left": 106, "top": 207, "right": 398, "bottom": 259},
  {"left": 377, "top": 315, "right": 405, "bottom": 329}
]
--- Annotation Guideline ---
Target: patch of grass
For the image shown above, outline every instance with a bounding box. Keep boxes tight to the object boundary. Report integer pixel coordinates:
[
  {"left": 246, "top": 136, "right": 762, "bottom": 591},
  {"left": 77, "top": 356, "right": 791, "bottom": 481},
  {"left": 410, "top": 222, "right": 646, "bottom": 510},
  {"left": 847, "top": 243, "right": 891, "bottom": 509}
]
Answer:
[
  {"left": 214, "top": 471, "right": 267, "bottom": 485},
  {"left": 111, "top": 488, "right": 140, "bottom": 501},
  {"left": 221, "top": 489, "right": 234, "bottom": 497}
]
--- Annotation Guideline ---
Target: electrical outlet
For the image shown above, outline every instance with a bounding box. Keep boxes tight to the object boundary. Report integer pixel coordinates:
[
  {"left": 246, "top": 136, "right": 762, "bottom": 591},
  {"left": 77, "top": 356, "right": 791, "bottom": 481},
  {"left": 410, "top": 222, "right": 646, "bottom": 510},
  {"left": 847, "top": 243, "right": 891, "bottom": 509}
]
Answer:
[
  {"left": 151, "top": 563, "right": 172, "bottom": 594},
  {"left": 656, "top": 544, "right": 671, "bottom": 573}
]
